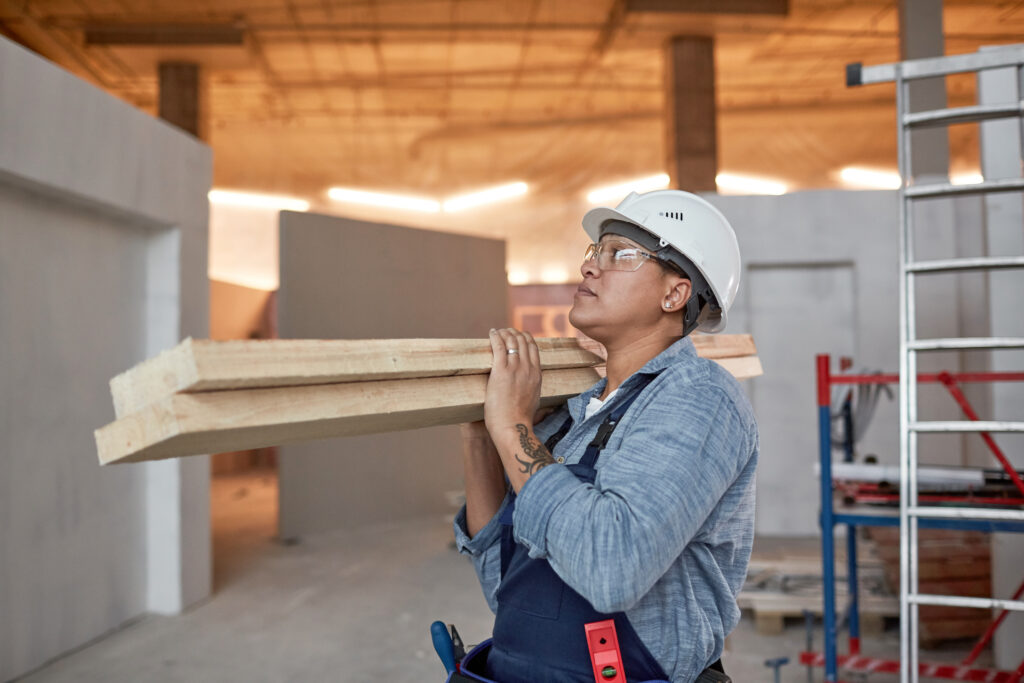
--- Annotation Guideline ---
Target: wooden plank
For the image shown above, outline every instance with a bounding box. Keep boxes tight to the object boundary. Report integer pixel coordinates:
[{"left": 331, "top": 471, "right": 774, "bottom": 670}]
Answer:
[
  {"left": 111, "top": 335, "right": 759, "bottom": 416},
  {"left": 713, "top": 355, "right": 763, "bottom": 379},
  {"left": 691, "top": 333, "right": 757, "bottom": 359},
  {"left": 96, "top": 368, "right": 601, "bottom": 466},
  {"left": 111, "top": 337, "right": 604, "bottom": 418}
]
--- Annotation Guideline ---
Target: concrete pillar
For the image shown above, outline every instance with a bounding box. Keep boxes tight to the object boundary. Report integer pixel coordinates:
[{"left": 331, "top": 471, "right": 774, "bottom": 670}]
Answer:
[
  {"left": 158, "top": 62, "right": 203, "bottom": 139},
  {"left": 898, "top": 0, "right": 948, "bottom": 181},
  {"left": 664, "top": 36, "right": 717, "bottom": 192}
]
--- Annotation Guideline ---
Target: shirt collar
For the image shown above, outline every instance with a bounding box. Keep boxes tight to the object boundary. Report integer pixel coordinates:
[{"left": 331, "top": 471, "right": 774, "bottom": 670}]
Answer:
[{"left": 565, "top": 336, "right": 696, "bottom": 422}]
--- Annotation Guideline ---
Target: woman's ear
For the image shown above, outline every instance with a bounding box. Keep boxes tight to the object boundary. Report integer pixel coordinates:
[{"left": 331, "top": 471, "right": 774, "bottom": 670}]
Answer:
[{"left": 662, "top": 275, "right": 692, "bottom": 312}]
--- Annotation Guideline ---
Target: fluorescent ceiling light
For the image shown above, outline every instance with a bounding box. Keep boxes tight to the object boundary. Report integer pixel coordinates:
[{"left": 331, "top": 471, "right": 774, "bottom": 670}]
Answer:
[
  {"left": 586, "top": 173, "right": 670, "bottom": 204},
  {"left": 951, "top": 171, "right": 983, "bottom": 185},
  {"left": 443, "top": 182, "right": 528, "bottom": 213},
  {"left": 209, "top": 189, "right": 310, "bottom": 212},
  {"left": 839, "top": 167, "right": 902, "bottom": 190},
  {"left": 540, "top": 267, "right": 571, "bottom": 284},
  {"left": 327, "top": 187, "right": 440, "bottom": 213},
  {"left": 507, "top": 269, "right": 530, "bottom": 285},
  {"left": 715, "top": 172, "right": 787, "bottom": 196}
]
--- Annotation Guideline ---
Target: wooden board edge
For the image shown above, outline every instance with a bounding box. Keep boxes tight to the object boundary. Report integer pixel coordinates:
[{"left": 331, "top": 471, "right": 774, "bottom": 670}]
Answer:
[
  {"left": 712, "top": 355, "right": 763, "bottom": 379},
  {"left": 97, "top": 367, "right": 601, "bottom": 465}
]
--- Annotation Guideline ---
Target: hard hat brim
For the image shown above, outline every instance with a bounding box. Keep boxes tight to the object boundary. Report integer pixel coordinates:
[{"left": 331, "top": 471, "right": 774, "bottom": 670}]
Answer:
[{"left": 581, "top": 207, "right": 645, "bottom": 243}]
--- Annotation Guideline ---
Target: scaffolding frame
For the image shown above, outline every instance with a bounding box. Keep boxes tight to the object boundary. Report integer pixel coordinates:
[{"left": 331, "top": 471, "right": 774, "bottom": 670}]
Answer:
[
  {"left": 847, "top": 45, "right": 1024, "bottom": 682},
  {"left": 809, "top": 357, "right": 1024, "bottom": 683}
]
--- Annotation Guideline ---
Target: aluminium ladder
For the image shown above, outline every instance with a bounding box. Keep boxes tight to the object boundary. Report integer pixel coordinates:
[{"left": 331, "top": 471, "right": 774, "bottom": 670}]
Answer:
[{"left": 848, "top": 46, "right": 1024, "bottom": 683}]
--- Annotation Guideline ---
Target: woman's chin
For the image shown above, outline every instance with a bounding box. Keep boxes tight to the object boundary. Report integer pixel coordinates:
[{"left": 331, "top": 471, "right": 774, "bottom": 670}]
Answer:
[{"left": 568, "top": 309, "right": 601, "bottom": 341}]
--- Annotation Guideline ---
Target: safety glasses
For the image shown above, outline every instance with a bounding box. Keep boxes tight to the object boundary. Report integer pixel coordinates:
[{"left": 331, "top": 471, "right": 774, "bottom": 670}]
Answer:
[{"left": 582, "top": 240, "right": 659, "bottom": 272}]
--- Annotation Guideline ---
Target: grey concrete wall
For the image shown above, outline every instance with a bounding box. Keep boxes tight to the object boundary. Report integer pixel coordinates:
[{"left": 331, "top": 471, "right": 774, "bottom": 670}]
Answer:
[
  {"left": 277, "top": 212, "right": 508, "bottom": 537},
  {"left": 0, "top": 36, "right": 211, "bottom": 680},
  {"left": 705, "top": 190, "right": 971, "bottom": 535}
]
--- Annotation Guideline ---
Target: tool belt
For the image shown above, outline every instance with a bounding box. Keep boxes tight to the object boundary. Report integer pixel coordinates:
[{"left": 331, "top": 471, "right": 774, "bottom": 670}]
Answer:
[{"left": 444, "top": 640, "right": 731, "bottom": 683}]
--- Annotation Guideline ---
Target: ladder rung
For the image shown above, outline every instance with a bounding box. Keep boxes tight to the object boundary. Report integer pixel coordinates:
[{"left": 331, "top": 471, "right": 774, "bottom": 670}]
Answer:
[
  {"left": 905, "top": 178, "right": 1024, "bottom": 199},
  {"left": 908, "top": 594, "right": 1024, "bottom": 612},
  {"left": 854, "top": 45, "right": 1024, "bottom": 85},
  {"left": 908, "top": 337, "right": 1024, "bottom": 351},
  {"left": 910, "top": 420, "right": 1024, "bottom": 433},
  {"left": 904, "top": 102, "right": 1024, "bottom": 128},
  {"left": 909, "top": 506, "right": 1024, "bottom": 522},
  {"left": 906, "top": 256, "right": 1024, "bottom": 273}
]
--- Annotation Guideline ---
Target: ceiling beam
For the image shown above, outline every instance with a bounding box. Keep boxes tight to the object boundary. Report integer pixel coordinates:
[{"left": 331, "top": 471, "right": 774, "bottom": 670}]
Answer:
[
  {"left": 83, "top": 22, "right": 245, "bottom": 46},
  {"left": 626, "top": 0, "right": 788, "bottom": 15}
]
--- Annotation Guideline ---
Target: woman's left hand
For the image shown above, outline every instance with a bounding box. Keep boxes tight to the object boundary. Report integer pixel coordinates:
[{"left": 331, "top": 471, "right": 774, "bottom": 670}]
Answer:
[{"left": 484, "top": 328, "right": 542, "bottom": 435}]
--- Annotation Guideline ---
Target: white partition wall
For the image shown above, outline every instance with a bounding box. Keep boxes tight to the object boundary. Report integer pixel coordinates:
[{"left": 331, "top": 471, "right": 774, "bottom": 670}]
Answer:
[
  {"left": 277, "top": 212, "right": 507, "bottom": 536},
  {"left": 706, "top": 190, "right": 975, "bottom": 536},
  {"left": 0, "top": 37, "right": 211, "bottom": 680}
]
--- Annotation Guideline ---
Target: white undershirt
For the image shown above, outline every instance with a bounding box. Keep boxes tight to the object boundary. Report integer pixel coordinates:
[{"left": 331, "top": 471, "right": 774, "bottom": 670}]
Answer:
[{"left": 584, "top": 388, "right": 619, "bottom": 420}]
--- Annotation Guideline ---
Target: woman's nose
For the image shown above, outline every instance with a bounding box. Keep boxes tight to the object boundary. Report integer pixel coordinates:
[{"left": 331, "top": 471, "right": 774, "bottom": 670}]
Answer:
[{"left": 580, "top": 257, "right": 600, "bottom": 278}]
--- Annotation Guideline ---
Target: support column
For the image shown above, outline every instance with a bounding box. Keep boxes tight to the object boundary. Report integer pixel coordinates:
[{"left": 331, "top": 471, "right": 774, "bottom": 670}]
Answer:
[
  {"left": 664, "top": 36, "right": 717, "bottom": 192},
  {"left": 158, "top": 62, "right": 203, "bottom": 139},
  {"left": 898, "top": 0, "right": 948, "bottom": 180}
]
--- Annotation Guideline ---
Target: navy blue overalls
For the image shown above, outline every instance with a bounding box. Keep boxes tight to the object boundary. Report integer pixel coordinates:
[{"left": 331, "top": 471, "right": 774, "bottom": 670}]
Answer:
[{"left": 475, "top": 374, "right": 672, "bottom": 683}]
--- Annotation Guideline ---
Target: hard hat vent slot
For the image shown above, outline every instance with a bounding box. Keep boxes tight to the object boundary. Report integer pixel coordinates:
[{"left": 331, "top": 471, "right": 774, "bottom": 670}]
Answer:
[{"left": 659, "top": 211, "right": 684, "bottom": 221}]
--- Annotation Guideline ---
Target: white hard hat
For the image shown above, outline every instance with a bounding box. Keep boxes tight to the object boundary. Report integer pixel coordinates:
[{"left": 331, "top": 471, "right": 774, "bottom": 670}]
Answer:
[{"left": 581, "top": 189, "right": 741, "bottom": 333}]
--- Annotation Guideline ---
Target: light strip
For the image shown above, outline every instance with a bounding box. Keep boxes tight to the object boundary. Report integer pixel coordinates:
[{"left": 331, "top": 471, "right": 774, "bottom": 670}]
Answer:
[
  {"left": 327, "top": 187, "right": 441, "bottom": 213},
  {"left": 951, "top": 171, "right": 983, "bottom": 185},
  {"left": 443, "top": 182, "right": 528, "bottom": 213},
  {"left": 507, "top": 269, "right": 530, "bottom": 285},
  {"left": 586, "top": 173, "right": 670, "bottom": 204},
  {"left": 209, "top": 189, "right": 310, "bottom": 212},
  {"left": 715, "top": 172, "right": 787, "bottom": 196},
  {"left": 839, "top": 166, "right": 902, "bottom": 190}
]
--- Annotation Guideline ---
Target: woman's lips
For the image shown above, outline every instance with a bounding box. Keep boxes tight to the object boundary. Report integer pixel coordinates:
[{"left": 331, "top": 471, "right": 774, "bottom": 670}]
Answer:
[{"left": 575, "top": 284, "right": 596, "bottom": 297}]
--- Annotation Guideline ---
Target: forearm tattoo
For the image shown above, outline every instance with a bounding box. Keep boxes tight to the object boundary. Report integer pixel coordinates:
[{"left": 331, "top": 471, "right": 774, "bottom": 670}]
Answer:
[{"left": 514, "top": 423, "right": 556, "bottom": 475}]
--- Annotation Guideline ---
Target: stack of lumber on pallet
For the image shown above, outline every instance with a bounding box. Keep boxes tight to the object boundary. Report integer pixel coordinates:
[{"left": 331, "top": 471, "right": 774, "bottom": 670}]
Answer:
[
  {"left": 867, "top": 527, "right": 993, "bottom": 646},
  {"left": 95, "top": 334, "right": 761, "bottom": 466},
  {"left": 739, "top": 542, "right": 898, "bottom": 635}
]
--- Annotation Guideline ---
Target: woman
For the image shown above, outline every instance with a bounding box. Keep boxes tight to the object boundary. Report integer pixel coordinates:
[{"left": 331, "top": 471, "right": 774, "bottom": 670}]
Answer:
[{"left": 453, "top": 189, "right": 758, "bottom": 683}]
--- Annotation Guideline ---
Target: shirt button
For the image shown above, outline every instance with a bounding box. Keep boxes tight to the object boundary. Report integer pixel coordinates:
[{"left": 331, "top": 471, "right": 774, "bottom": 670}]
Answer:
[{"left": 556, "top": 456, "right": 565, "bottom": 463}]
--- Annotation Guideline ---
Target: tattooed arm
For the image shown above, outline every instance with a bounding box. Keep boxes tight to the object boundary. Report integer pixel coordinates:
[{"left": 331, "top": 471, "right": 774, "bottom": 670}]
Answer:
[{"left": 513, "top": 423, "right": 556, "bottom": 476}]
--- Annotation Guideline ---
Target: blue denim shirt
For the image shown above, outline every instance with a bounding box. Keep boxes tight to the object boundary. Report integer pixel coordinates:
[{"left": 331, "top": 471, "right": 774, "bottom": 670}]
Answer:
[{"left": 454, "top": 336, "right": 759, "bottom": 683}]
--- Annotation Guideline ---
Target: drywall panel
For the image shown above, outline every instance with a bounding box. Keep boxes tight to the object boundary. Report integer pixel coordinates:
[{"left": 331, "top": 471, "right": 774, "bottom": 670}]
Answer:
[
  {"left": 277, "top": 212, "right": 507, "bottom": 536},
  {"left": 0, "top": 36, "right": 211, "bottom": 680},
  {"left": 706, "top": 189, "right": 968, "bottom": 535},
  {"left": 746, "top": 263, "right": 856, "bottom": 534}
]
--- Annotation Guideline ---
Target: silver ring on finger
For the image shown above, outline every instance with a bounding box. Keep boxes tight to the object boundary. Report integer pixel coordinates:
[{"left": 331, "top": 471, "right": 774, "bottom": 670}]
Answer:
[{"left": 507, "top": 348, "right": 519, "bottom": 355}]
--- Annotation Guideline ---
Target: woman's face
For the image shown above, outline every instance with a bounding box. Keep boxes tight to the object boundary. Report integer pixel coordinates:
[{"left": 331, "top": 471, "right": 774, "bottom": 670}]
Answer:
[{"left": 569, "top": 233, "right": 689, "bottom": 343}]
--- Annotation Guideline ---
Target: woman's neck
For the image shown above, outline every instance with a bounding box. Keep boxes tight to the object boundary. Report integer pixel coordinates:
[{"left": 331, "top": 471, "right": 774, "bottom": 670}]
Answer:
[{"left": 600, "top": 332, "right": 681, "bottom": 398}]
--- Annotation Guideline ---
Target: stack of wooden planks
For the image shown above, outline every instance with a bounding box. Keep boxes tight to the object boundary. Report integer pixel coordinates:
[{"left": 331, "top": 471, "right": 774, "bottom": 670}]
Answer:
[{"left": 95, "top": 334, "right": 761, "bottom": 466}]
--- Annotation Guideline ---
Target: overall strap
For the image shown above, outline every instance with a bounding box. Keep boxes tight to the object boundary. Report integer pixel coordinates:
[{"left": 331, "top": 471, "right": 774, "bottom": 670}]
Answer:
[
  {"left": 499, "top": 373, "right": 657, "bottom": 580},
  {"left": 579, "top": 373, "right": 656, "bottom": 468}
]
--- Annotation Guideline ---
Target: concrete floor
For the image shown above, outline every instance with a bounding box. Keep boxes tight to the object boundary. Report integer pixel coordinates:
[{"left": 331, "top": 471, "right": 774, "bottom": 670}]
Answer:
[{"left": 16, "top": 472, "right": 987, "bottom": 683}]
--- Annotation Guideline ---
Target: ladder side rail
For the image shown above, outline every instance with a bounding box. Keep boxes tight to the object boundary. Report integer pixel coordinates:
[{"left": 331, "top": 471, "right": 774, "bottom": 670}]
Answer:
[{"left": 895, "top": 65, "right": 918, "bottom": 683}]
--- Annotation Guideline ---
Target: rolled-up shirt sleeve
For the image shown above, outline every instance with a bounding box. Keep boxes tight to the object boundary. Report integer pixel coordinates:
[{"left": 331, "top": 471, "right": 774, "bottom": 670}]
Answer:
[
  {"left": 512, "top": 372, "right": 753, "bottom": 615},
  {"left": 453, "top": 493, "right": 509, "bottom": 613}
]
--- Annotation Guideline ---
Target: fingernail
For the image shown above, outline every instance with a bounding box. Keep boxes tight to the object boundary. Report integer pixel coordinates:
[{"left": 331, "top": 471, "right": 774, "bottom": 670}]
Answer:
[{"left": 489, "top": 328, "right": 496, "bottom": 334}]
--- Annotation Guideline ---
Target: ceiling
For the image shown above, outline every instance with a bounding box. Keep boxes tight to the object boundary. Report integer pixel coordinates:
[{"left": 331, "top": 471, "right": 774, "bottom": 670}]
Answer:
[{"left": 3, "top": 0, "right": 1024, "bottom": 281}]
